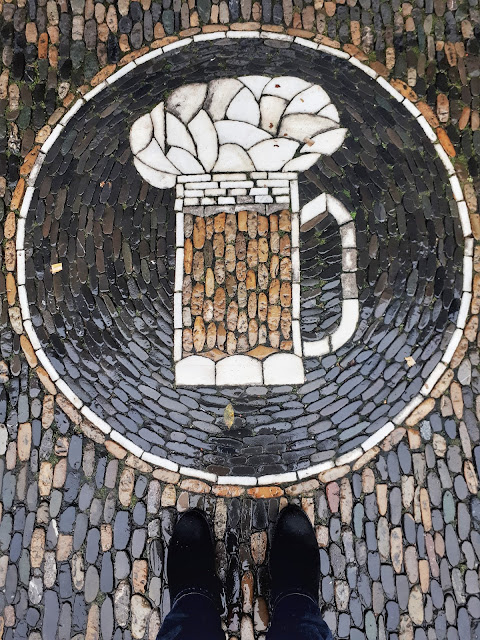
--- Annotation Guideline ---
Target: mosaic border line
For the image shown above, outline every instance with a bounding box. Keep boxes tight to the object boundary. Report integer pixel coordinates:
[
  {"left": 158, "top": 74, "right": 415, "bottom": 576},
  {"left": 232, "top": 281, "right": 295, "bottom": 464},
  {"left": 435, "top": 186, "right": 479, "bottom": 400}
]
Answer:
[{"left": 14, "top": 31, "right": 475, "bottom": 486}]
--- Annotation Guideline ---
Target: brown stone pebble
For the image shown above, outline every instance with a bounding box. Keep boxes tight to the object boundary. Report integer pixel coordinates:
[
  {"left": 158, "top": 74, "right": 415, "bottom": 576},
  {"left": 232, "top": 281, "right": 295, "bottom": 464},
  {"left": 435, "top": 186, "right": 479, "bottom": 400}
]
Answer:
[
  {"left": 280, "top": 308, "right": 292, "bottom": 338},
  {"left": 247, "top": 211, "right": 258, "bottom": 238},
  {"left": 258, "top": 263, "right": 269, "bottom": 289},
  {"left": 204, "top": 240, "right": 213, "bottom": 267},
  {"left": 280, "top": 340, "right": 293, "bottom": 350},
  {"left": 236, "top": 261, "right": 246, "bottom": 281},
  {"left": 213, "top": 233, "right": 225, "bottom": 258},
  {"left": 279, "top": 235, "right": 291, "bottom": 256},
  {"left": 238, "top": 282, "right": 248, "bottom": 307},
  {"left": 258, "top": 293, "right": 268, "bottom": 322},
  {"left": 192, "top": 251, "right": 204, "bottom": 281},
  {"left": 246, "top": 270, "right": 256, "bottom": 290},
  {"left": 183, "top": 276, "right": 192, "bottom": 305},
  {"left": 251, "top": 531, "right": 267, "bottom": 564},
  {"left": 279, "top": 210, "right": 291, "bottom": 231},
  {"left": 214, "top": 212, "right": 226, "bottom": 233},
  {"left": 214, "top": 259, "right": 225, "bottom": 284},
  {"left": 269, "top": 331, "right": 280, "bottom": 348},
  {"left": 205, "top": 268, "right": 215, "bottom": 297},
  {"left": 225, "top": 244, "right": 236, "bottom": 272},
  {"left": 270, "top": 255, "right": 279, "bottom": 278},
  {"left": 227, "top": 301, "right": 239, "bottom": 331},
  {"left": 213, "top": 288, "right": 226, "bottom": 321},
  {"left": 184, "top": 238, "right": 193, "bottom": 274},
  {"left": 193, "top": 217, "right": 206, "bottom": 249},
  {"left": 206, "top": 322, "right": 216, "bottom": 349},
  {"left": 258, "top": 325, "right": 268, "bottom": 344},
  {"left": 248, "top": 319, "right": 258, "bottom": 347},
  {"left": 258, "top": 237, "right": 269, "bottom": 262},
  {"left": 205, "top": 217, "right": 214, "bottom": 240},
  {"left": 236, "top": 233, "right": 246, "bottom": 260},
  {"left": 237, "top": 310, "right": 248, "bottom": 333},
  {"left": 203, "top": 299, "right": 213, "bottom": 322},
  {"left": 184, "top": 214, "right": 194, "bottom": 237},
  {"left": 193, "top": 317, "right": 206, "bottom": 352},
  {"left": 191, "top": 283, "right": 204, "bottom": 316},
  {"left": 226, "top": 331, "right": 237, "bottom": 354},
  {"left": 242, "top": 572, "right": 254, "bottom": 613},
  {"left": 269, "top": 279, "right": 280, "bottom": 304},
  {"left": 183, "top": 307, "right": 192, "bottom": 327},
  {"left": 247, "top": 239, "right": 258, "bottom": 267},
  {"left": 280, "top": 282, "right": 292, "bottom": 306},
  {"left": 225, "top": 213, "right": 237, "bottom": 243},
  {"left": 258, "top": 215, "right": 268, "bottom": 236},
  {"left": 270, "top": 214, "right": 278, "bottom": 231},
  {"left": 217, "top": 323, "right": 226, "bottom": 349},
  {"left": 280, "top": 257, "right": 292, "bottom": 280},
  {"left": 238, "top": 210, "right": 248, "bottom": 231},
  {"left": 226, "top": 274, "right": 237, "bottom": 297},
  {"left": 237, "top": 334, "right": 249, "bottom": 352},
  {"left": 248, "top": 292, "right": 257, "bottom": 318},
  {"left": 270, "top": 232, "right": 280, "bottom": 254}
]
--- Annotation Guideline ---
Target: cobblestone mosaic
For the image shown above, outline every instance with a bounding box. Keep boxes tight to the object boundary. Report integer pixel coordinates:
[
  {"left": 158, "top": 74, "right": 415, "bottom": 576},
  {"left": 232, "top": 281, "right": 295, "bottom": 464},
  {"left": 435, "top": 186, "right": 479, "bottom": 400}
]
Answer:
[
  {"left": 20, "top": 38, "right": 471, "bottom": 477},
  {"left": 1, "top": 0, "right": 480, "bottom": 635}
]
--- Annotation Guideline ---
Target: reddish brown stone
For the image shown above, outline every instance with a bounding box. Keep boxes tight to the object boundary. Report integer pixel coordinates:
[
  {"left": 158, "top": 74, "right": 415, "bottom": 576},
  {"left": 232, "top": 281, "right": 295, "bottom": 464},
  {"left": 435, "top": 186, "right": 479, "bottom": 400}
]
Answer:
[
  {"left": 258, "top": 237, "right": 269, "bottom": 262},
  {"left": 416, "top": 101, "right": 440, "bottom": 128},
  {"left": 270, "top": 255, "right": 279, "bottom": 278},
  {"left": 193, "top": 316, "right": 206, "bottom": 352},
  {"left": 258, "top": 264, "right": 269, "bottom": 289},
  {"left": 212, "top": 484, "right": 244, "bottom": 497},
  {"left": 237, "top": 210, "right": 248, "bottom": 231},
  {"left": 133, "top": 560, "right": 148, "bottom": 594},
  {"left": 247, "top": 486, "right": 284, "bottom": 498},
  {"left": 203, "top": 298, "right": 213, "bottom": 323},
  {"left": 280, "top": 309, "right": 291, "bottom": 339},
  {"left": 184, "top": 238, "right": 193, "bottom": 274},
  {"left": 247, "top": 239, "right": 258, "bottom": 268},
  {"left": 5, "top": 273, "right": 16, "bottom": 306},
  {"left": 247, "top": 345, "right": 278, "bottom": 359},
  {"left": 217, "top": 323, "right": 226, "bottom": 350},
  {"left": 192, "top": 251, "right": 204, "bottom": 282},
  {"left": 225, "top": 244, "right": 236, "bottom": 272},
  {"left": 191, "top": 283, "right": 204, "bottom": 316},
  {"left": 436, "top": 127, "right": 456, "bottom": 157},
  {"left": 183, "top": 328, "right": 193, "bottom": 353},
  {"left": 214, "top": 258, "right": 225, "bottom": 284},
  {"left": 248, "top": 319, "right": 258, "bottom": 347},
  {"left": 280, "top": 258, "right": 291, "bottom": 280},
  {"left": 225, "top": 214, "right": 237, "bottom": 243},
  {"left": 226, "top": 331, "right": 237, "bottom": 354},
  {"left": 179, "top": 479, "right": 211, "bottom": 493},
  {"left": 214, "top": 212, "right": 226, "bottom": 233},
  {"left": 258, "top": 215, "right": 268, "bottom": 236}
]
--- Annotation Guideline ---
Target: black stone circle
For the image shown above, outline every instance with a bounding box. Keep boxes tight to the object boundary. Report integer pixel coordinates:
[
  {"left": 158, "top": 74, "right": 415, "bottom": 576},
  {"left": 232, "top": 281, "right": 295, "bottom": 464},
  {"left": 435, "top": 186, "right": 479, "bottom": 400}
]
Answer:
[{"left": 24, "top": 38, "right": 464, "bottom": 477}]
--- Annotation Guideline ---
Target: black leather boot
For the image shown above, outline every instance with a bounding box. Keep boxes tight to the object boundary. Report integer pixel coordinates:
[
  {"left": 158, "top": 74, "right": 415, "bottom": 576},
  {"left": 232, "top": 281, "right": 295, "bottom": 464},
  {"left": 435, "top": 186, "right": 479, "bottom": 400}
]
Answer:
[
  {"left": 167, "top": 509, "right": 222, "bottom": 610},
  {"left": 269, "top": 504, "right": 320, "bottom": 607}
]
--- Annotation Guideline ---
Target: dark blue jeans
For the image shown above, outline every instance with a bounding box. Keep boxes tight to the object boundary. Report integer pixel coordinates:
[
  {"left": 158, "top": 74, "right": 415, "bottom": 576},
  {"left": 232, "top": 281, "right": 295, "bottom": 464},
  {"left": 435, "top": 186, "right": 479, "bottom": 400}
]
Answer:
[{"left": 156, "top": 591, "right": 334, "bottom": 640}]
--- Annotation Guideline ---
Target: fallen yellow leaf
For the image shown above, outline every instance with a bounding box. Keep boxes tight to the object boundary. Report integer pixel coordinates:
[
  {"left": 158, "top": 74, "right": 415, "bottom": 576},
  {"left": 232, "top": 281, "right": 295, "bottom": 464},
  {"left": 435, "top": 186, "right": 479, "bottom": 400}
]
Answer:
[{"left": 224, "top": 403, "right": 234, "bottom": 429}]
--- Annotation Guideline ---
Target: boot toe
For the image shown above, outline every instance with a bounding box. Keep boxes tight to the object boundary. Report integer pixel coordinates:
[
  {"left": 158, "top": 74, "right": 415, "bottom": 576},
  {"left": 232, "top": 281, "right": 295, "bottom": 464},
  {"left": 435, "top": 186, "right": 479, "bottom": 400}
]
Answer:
[{"left": 173, "top": 509, "right": 214, "bottom": 548}]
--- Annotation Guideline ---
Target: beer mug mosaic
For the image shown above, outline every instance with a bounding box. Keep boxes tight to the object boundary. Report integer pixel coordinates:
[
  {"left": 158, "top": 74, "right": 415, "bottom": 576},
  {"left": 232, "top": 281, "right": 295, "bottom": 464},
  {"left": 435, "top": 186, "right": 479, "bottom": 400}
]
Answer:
[{"left": 130, "top": 76, "right": 359, "bottom": 387}]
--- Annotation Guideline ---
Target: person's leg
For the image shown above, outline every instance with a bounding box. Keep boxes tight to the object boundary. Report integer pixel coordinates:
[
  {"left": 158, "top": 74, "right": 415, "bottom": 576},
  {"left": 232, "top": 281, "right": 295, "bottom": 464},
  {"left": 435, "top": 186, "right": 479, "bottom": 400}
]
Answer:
[
  {"left": 156, "top": 592, "right": 224, "bottom": 640},
  {"left": 267, "top": 593, "right": 333, "bottom": 640},
  {"left": 267, "top": 505, "right": 333, "bottom": 640},
  {"left": 156, "top": 509, "right": 224, "bottom": 640}
]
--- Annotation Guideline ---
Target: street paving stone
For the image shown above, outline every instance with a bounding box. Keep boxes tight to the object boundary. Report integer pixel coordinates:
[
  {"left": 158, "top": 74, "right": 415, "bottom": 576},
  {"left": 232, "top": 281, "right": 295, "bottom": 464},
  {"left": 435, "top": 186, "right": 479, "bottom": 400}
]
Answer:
[{"left": 1, "top": 0, "right": 480, "bottom": 636}]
